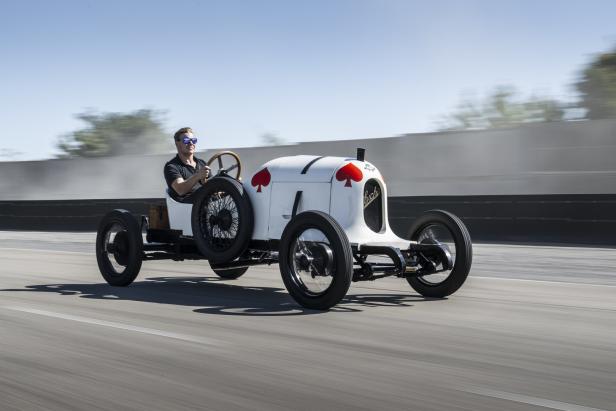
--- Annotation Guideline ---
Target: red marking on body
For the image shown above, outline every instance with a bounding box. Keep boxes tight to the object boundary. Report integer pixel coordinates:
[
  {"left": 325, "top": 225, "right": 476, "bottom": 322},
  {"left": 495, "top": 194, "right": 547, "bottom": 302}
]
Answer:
[
  {"left": 335, "top": 163, "right": 363, "bottom": 187},
  {"left": 251, "top": 167, "right": 271, "bottom": 192}
]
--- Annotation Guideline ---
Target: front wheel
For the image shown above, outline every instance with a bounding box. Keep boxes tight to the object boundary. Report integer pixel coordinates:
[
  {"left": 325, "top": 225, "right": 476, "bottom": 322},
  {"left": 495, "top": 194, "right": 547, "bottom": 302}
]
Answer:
[
  {"left": 279, "top": 211, "right": 353, "bottom": 310},
  {"left": 406, "top": 210, "right": 472, "bottom": 298},
  {"left": 191, "top": 176, "right": 254, "bottom": 264}
]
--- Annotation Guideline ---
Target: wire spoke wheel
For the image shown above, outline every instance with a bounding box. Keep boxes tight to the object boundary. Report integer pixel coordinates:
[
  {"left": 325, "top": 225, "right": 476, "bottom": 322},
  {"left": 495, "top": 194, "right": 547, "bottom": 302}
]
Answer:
[
  {"left": 200, "top": 190, "right": 240, "bottom": 253},
  {"left": 191, "top": 176, "right": 253, "bottom": 264}
]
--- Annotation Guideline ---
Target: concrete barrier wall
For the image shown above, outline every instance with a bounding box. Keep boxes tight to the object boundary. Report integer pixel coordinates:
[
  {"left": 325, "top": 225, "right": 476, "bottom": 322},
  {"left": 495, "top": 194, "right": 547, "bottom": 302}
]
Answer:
[
  {"left": 1, "top": 194, "right": 614, "bottom": 245},
  {"left": 2, "top": 119, "right": 616, "bottom": 200}
]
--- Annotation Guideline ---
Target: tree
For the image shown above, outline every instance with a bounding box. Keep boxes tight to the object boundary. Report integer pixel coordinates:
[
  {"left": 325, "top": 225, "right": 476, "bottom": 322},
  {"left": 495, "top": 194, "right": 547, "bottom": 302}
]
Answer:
[
  {"left": 576, "top": 48, "right": 616, "bottom": 119},
  {"left": 57, "top": 109, "right": 170, "bottom": 157},
  {"left": 0, "top": 148, "right": 23, "bottom": 160},
  {"left": 439, "top": 86, "right": 565, "bottom": 131},
  {"left": 260, "top": 132, "right": 286, "bottom": 146}
]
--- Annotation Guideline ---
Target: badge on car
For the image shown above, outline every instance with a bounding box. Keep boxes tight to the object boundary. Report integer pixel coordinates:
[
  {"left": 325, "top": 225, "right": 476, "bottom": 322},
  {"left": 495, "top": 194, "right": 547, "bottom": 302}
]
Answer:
[{"left": 363, "top": 183, "right": 381, "bottom": 208}]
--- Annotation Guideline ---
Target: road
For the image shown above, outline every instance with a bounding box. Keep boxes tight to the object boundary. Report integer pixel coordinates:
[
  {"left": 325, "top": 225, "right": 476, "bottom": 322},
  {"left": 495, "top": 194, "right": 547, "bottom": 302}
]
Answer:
[{"left": 0, "top": 231, "right": 615, "bottom": 411}]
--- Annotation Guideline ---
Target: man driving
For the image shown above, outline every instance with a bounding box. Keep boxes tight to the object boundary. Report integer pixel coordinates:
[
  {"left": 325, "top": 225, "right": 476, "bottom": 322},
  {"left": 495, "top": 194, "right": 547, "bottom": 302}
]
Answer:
[{"left": 164, "top": 127, "right": 211, "bottom": 203}]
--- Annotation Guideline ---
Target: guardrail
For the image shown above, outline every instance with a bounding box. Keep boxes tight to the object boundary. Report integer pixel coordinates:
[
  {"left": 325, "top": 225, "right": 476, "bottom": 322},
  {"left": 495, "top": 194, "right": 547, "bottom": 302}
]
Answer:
[
  {"left": 2, "top": 194, "right": 614, "bottom": 245},
  {"left": 389, "top": 194, "right": 616, "bottom": 245},
  {"left": 0, "top": 199, "right": 163, "bottom": 231}
]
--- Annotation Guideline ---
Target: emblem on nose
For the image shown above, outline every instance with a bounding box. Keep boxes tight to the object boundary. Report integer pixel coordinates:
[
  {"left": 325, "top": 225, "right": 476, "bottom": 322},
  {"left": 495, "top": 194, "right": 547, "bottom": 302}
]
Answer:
[{"left": 335, "top": 163, "right": 363, "bottom": 187}]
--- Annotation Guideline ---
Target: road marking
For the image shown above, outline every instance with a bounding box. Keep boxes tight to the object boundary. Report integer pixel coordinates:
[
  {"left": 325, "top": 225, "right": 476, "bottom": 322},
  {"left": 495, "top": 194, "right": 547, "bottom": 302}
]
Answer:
[
  {"left": 0, "top": 247, "right": 92, "bottom": 255},
  {"left": 5, "top": 306, "right": 217, "bottom": 346},
  {"left": 351, "top": 275, "right": 616, "bottom": 293},
  {"left": 471, "top": 275, "right": 616, "bottom": 288},
  {"left": 462, "top": 387, "right": 608, "bottom": 411},
  {"left": 475, "top": 242, "right": 616, "bottom": 251}
]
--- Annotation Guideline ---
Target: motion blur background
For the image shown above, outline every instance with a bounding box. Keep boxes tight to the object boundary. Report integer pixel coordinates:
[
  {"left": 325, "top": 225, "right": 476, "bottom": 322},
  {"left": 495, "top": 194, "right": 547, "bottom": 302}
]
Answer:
[
  {"left": 2, "top": 4, "right": 616, "bottom": 411},
  {"left": 1, "top": 0, "right": 616, "bottom": 243}
]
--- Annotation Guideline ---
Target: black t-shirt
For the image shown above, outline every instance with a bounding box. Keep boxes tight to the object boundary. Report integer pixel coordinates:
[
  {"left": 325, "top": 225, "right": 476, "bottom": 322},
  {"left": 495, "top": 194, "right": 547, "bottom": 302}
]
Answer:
[{"left": 164, "top": 155, "right": 207, "bottom": 202}]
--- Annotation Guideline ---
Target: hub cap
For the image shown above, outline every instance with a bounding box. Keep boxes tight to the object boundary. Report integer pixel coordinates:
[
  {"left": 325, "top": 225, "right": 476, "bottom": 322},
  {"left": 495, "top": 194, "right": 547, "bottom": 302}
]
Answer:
[
  {"left": 103, "top": 223, "right": 129, "bottom": 275},
  {"left": 289, "top": 228, "right": 335, "bottom": 296},
  {"left": 416, "top": 224, "right": 456, "bottom": 285}
]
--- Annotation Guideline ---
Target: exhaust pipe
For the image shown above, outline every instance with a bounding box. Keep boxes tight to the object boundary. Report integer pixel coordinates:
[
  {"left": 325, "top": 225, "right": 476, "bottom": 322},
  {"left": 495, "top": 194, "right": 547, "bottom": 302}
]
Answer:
[{"left": 356, "top": 147, "right": 365, "bottom": 161}]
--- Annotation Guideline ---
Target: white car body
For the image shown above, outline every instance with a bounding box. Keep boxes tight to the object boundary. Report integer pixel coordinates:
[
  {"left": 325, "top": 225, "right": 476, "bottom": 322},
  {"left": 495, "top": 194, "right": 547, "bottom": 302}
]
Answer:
[
  {"left": 167, "top": 154, "right": 410, "bottom": 249},
  {"left": 98, "top": 151, "right": 470, "bottom": 310}
]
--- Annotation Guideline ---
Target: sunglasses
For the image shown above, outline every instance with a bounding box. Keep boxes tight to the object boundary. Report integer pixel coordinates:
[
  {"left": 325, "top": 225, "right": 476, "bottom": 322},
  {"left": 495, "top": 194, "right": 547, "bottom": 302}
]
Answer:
[{"left": 177, "top": 137, "right": 198, "bottom": 145}]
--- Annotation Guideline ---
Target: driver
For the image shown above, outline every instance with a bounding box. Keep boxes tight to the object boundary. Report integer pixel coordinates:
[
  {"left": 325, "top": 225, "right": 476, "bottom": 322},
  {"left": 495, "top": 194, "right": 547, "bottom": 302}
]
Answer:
[{"left": 164, "top": 127, "right": 211, "bottom": 203}]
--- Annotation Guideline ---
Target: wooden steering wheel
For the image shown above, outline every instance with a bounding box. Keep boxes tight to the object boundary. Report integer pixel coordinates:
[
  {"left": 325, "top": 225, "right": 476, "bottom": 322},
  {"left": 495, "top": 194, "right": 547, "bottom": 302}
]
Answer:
[{"left": 206, "top": 151, "right": 242, "bottom": 180}]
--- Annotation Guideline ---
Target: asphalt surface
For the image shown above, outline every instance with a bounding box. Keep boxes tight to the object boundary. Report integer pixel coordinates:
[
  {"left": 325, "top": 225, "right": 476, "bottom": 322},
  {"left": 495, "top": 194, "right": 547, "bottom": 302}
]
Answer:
[{"left": 0, "top": 231, "right": 615, "bottom": 411}]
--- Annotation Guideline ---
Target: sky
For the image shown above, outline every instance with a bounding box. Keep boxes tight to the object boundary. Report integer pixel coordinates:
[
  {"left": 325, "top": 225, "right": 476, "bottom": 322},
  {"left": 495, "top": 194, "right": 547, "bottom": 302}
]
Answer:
[{"left": 1, "top": 0, "right": 615, "bottom": 161}]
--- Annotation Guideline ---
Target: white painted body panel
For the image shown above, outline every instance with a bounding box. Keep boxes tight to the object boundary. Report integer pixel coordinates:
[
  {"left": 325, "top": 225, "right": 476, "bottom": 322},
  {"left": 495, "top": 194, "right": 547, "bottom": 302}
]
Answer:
[
  {"left": 245, "top": 155, "right": 411, "bottom": 249},
  {"left": 329, "top": 160, "right": 410, "bottom": 250},
  {"left": 268, "top": 182, "right": 331, "bottom": 239},
  {"left": 165, "top": 191, "right": 193, "bottom": 236},
  {"left": 167, "top": 154, "right": 411, "bottom": 249}
]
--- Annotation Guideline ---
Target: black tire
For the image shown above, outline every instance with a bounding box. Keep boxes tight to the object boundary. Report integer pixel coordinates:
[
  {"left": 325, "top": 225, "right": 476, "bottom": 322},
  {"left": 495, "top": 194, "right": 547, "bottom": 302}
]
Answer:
[
  {"left": 96, "top": 209, "right": 143, "bottom": 286},
  {"left": 212, "top": 266, "right": 249, "bottom": 279},
  {"left": 191, "top": 176, "right": 254, "bottom": 264},
  {"left": 406, "top": 210, "right": 472, "bottom": 298},
  {"left": 279, "top": 211, "right": 353, "bottom": 310}
]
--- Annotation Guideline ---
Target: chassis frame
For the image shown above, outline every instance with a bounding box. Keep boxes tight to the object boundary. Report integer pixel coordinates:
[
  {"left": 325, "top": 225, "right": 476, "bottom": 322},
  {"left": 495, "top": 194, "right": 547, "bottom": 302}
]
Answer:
[{"left": 138, "top": 222, "right": 453, "bottom": 283}]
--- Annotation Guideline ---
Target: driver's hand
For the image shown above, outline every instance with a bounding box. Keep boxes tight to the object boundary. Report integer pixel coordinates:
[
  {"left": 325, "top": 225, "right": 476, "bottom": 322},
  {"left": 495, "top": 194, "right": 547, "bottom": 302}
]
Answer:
[{"left": 198, "top": 166, "right": 211, "bottom": 182}]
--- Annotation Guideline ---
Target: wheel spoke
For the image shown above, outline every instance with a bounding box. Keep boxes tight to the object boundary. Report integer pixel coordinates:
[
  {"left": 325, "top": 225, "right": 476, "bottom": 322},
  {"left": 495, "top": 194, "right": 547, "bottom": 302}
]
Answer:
[{"left": 199, "top": 188, "right": 242, "bottom": 252}]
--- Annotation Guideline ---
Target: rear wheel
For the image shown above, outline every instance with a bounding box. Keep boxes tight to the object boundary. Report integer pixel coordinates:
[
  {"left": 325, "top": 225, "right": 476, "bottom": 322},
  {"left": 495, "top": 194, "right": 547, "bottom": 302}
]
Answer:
[
  {"left": 407, "top": 210, "right": 472, "bottom": 298},
  {"left": 212, "top": 266, "right": 249, "bottom": 279},
  {"left": 279, "top": 211, "right": 353, "bottom": 310},
  {"left": 96, "top": 209, "right": 143, "bottom": 286}
]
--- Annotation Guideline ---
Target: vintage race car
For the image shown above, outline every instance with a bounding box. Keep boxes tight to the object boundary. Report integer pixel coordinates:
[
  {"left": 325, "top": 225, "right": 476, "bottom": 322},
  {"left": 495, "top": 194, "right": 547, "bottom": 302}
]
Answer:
[{"left": 96, "top": 149, "right": 472, "bottom": 310}]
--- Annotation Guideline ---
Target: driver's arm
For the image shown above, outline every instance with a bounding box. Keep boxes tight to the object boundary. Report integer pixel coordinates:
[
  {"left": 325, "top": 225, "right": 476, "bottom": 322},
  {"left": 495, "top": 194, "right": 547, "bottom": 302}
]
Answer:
[{"left": 171, "top": 167, "right": 210, "bottom": 196}]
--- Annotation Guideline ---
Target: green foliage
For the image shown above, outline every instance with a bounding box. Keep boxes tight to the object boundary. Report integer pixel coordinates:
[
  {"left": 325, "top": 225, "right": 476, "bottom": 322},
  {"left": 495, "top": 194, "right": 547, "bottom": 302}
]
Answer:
[
  {"left": 57, "top": 109, "right": 170, "bottom": 157},
  {"left": 439, "top": 86, "right": 565, "bottom": 131},
  {"left": 576, "top": 49, "right": 616, "bottom": 119}
]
